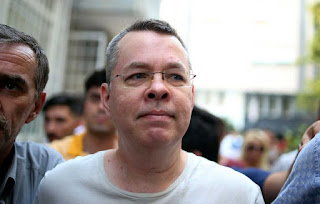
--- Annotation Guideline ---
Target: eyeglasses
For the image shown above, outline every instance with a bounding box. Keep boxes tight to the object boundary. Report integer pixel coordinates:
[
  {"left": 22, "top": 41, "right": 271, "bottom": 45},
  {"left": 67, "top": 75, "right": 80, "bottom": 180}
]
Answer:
[
  {"left": 246, "top": 144, "right": 264, "bottom": 152},
  {"left": 111, "top": 68, "right": 196, "bottom": 88}
]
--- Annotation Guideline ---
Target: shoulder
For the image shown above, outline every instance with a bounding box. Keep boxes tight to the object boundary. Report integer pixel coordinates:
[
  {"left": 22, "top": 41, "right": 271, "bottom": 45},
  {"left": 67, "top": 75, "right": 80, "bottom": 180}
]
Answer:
[
  {"left": 15, "top": 141, "right": 64, "bottom": 173},
  {"left": 36, "top": 151, "right": 105, "bottom": 201},
  {"left": 36, "top": 150, "right": 111, "bottom": 199},
  {"left": 234, "top": 167, "right": 270, "bottom": 190},
  {"left": 187, "top": 152, "right": 262, "bottom": 196},
  {"left": 48, "top": 135, "right": 75, "bottom": 148},
  {"left": 273, "top": 133, "right": 320, "bottom": 203},
  {"left": 41, "top": 150, "right": 105, "bottom": 180}
]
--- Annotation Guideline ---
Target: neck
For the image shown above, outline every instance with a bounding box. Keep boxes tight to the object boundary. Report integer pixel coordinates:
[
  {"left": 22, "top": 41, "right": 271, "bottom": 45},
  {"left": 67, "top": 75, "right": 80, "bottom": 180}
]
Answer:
[
  {"left": 83, "top": 131, "right": 118, "bottom": 154},
  {"left": 0, "top": 144, "right": 14, "bottom": 184},
  {"left": 105, "top": 141, "right": 187, "bottom": 193},
  {"left": 0, "top": 143, "right": 14, "bottom": 167}
]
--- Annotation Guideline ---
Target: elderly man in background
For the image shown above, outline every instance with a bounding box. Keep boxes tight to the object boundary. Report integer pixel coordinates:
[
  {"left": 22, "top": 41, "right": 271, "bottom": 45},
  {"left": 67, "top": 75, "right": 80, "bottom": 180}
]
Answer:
[{"left": 0, "top": 24, "right": 64, "bottom": 203}]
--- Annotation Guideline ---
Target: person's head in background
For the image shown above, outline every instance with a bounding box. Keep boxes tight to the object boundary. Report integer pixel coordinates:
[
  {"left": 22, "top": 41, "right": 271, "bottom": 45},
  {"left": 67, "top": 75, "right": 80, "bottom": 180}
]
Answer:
[
  {"left": 0, "top": 24, "right": 49, "bottom": 160},
  {"left": 43, "top": 93, "right": 84, "bottom": 142},
  {"left": 182, "top": 105, "right": 226, "bottom": 162},
  {"left": 240, "top": 129, "right": 270, "bottom": 170},
  {"left": 84, "top": 69, "right": 116, "bottom": 137}
]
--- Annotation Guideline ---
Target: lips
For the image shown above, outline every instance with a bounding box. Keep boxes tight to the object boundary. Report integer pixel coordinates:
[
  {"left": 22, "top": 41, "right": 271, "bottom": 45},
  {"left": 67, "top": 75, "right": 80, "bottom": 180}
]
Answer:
[
  {"left": 138, "top": 110, "right": 174, "bottom": 119},
  {"left": 94, "top": 114, "right": 109, "bottom": 121}
]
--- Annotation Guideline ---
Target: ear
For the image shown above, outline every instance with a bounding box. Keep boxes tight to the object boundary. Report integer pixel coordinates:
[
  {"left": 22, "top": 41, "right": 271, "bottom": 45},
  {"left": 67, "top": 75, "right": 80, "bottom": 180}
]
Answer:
[
  {"left": 25, "top": 92, "right": 46, "bottom": 124},
  {"left": 101, "top": 83, "right": 111, "bottom": 116}
]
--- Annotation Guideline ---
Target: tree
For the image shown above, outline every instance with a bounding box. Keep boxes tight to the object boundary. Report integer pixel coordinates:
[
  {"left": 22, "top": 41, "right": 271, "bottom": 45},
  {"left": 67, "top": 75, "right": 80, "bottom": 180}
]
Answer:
[{"left": 297, "top": 2, "right": 320, "bottom": 115}]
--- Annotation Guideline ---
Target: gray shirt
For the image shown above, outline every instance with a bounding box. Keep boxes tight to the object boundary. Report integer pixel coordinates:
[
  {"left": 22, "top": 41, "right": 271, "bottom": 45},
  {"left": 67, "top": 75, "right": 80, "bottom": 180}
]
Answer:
[{"left": 0, "top": 141, "right": 64, "bottom": 204}]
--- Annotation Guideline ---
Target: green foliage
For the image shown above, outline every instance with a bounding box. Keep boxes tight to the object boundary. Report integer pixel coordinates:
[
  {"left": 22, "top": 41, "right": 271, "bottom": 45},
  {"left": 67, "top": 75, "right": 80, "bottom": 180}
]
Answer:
[
  {"left": 297, "top": 79, "right": 320, "bottom": 111},
  {"left": 310, "top": 2, "right": 320, "bottom": 64},
  {"left": 284, "top": 123, "right": 309, "bottom": 151},
  {"left": 312, "top": 2, "right": 320, "bottom": 28},
  {"left": 297, "top": 2, "right": 320, "bottom": 112},
  {"left": 311, "top": 30, "right": 320, "bottom": 64}
]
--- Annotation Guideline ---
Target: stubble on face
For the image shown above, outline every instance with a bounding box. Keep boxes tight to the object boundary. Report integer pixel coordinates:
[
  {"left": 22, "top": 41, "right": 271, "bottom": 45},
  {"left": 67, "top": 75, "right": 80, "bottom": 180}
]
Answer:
[{"left": 0, "top": 114, "right": 12, "bottom": 150}]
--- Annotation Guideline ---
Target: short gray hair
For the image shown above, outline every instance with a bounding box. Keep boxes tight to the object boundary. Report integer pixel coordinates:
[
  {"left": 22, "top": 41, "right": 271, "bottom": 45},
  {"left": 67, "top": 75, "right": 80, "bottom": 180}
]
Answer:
[{"left": 105, "top": 19, "right": 191, "bottom": 85}]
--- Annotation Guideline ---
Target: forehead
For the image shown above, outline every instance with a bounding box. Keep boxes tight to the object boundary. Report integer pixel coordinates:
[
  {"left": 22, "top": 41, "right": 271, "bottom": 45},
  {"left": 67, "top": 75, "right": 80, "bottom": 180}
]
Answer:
[
  {"left": 45, "top": 105, "right": 72, "bottom": 115},
  {"left": 116, "top": 31, "right": 189, "bottom": 71},
  {"left": 87, "top": 86, "right": 101, "bottom": 94},
  {"left": 0, "top": 43, "right": 37, "bottom": 86}
]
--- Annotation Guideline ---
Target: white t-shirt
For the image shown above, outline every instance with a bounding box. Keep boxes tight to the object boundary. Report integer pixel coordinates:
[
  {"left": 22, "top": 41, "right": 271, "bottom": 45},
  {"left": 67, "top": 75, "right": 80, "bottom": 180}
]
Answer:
[{"left": 35, "top": 150, "right": 264, "bottom": 204}]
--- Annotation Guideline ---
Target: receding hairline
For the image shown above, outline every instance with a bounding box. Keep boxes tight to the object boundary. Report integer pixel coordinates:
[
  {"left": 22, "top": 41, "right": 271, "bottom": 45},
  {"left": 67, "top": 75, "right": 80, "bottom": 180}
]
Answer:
[
  {"left": 0, "top": 43, "right": 38, "bottom": 88},
  {"left": 118, "top": 30, "right": 186, "bottom": 48},
  {"left": 116, "top": 30, "right": 190, "bottom": 67}
]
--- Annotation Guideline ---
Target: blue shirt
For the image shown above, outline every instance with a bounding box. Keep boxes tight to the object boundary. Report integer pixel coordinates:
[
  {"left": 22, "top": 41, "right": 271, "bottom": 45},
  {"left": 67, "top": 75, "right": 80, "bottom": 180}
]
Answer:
[
  {"left": 272, "top": 132, "right": 320, "bottom": 204},
  {"left": 0, "top": 141, "right": 64, "bottom": 204},
  {"left": 233, "top": 167, "right": 270, "bottom": 190}
]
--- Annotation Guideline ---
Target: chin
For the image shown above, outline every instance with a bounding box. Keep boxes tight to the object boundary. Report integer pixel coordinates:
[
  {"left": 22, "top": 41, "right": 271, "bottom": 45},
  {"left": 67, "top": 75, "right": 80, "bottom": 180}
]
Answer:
[{"left": 142, "top": 130, "right": 178, "bottom": 146}]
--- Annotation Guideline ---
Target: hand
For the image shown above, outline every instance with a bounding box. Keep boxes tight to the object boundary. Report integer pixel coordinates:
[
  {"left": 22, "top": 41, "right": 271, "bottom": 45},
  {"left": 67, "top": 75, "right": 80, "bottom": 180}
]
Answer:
[{"left": 299, "top": 120, "right": 320, "bottom": 152}]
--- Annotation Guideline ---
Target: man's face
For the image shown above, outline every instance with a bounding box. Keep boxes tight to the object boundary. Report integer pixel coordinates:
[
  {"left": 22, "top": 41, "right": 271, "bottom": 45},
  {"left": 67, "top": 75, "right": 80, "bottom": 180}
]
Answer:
[
  {"left": 102, "top": 31, "right": 194, "bottom": 149},
  {"left": 0, "top": 43, "right": 45, "bottom": 153},
  {"left": 44, "top": 105, "right": 80, "bottom": 142},
  {"left": 84, "top": 86, "right": 115, "bottom": 136}
]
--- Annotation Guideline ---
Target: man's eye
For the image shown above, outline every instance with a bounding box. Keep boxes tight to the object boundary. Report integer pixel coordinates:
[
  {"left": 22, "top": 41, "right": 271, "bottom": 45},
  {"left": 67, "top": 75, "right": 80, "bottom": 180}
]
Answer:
[
  {"left": 88, "top": 95, "right": 101, "bottom": 103},
  {"left": 5, "top": 82, "right": 16, "bottom": 90},
  {"left": 56, "top": 118, "right": 66, "bottom": 123},
  {"left": 167, "top": 74, "right": 184, "bottom": 81},
  {"left": 127, "top": 73, "right": 148, "bottom": 80},
  {"left": 0, "top": 81, "right": 18, "bottom": 90}
]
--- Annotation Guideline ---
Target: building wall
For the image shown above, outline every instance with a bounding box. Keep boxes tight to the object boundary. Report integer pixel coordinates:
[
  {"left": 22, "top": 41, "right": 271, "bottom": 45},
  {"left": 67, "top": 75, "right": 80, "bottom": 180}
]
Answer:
[
  {"left": 161, "top": 0, "right": 317, "bottom": 131},
  {"left": 0, "top": 0, "right": 73, "bottom": 142}
]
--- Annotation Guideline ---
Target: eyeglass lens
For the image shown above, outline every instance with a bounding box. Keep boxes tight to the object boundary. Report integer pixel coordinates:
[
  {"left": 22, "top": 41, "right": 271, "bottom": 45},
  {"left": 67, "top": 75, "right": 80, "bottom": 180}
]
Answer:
[{"left": 115, "top": 68, "right": 195, "bottom": 88}]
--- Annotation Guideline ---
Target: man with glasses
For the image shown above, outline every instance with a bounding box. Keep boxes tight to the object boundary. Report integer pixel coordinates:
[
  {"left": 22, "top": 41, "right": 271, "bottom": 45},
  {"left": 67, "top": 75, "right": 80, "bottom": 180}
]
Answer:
[
  {"left": 35, "top": 19, "right": 264, "bottom": 203},
  {"left": 48, "top": 70, "right": 118, "bottom": 160}
]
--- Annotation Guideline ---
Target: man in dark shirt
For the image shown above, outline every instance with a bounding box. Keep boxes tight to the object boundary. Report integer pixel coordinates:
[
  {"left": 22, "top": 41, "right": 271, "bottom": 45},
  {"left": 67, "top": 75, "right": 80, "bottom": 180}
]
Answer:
[
  {"left": 43, "top": 93, "right": 84, "bottom": 142},
  {"left": 0, "top": 24, "right": 64, "bottom": 203}
]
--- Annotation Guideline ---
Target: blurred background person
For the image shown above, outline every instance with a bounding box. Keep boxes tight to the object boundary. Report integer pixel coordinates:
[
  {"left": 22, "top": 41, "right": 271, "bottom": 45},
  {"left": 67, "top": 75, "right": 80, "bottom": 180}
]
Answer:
[
  {"left": 43, "top": 93, "right": 84, "bottom": 142},
  {"left": 263, "top": 128, "right": 280, "bottom": 167},
  {"left": 270, "top": 149, "right": 298, "bottom": 173},
  {"left": 223, "top": 129, "right": 271, "bottom": 170},
  {"left": 240, "top": 129, "right": 271, "bottom": 170},
  {"left": 49, "top": 70, "right": 118, "bottom": 160},
  {"left": 182, "top": 105, "right": 226, "bottom": 162},
  {"left": 218, "top": 132, "right": 244, "bottom": 167}
]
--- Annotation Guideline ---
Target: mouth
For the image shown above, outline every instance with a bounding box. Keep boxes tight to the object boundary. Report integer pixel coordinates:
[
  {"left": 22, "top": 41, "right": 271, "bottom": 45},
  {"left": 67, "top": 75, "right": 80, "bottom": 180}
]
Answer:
[
  {"left": 138, "top": 110, "right": 174, "bottom": 119},
  {"left": 95, "top": 114, "right": 109, "bottom": 122},
  {"left": 47, "top": 134, "right": 58, "bottom": 141}
]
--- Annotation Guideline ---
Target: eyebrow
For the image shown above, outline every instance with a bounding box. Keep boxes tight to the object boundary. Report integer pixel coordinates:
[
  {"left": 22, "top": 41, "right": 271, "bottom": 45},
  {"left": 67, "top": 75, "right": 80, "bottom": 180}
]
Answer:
[
  {"left": 124, "top": 61, "right": 186, "bottom": 72},
  {"left": 166, "top": 62, "right": 186, "bottom": 69},
  {"left": 0, "top": 73, "right": 28, "bottom": 88},
  {"left": 124, "top": 62, "right": 149, "bottom": 70}
]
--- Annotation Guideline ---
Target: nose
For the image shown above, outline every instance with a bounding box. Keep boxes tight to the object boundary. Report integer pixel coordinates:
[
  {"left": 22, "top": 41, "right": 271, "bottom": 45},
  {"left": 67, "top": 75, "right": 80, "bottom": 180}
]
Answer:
[
  {"left": 145, "top": 74, "right": 170, "bottom": 100},
  {"left": 45, "top": 120, "right": 57, "bottom": 132}
]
